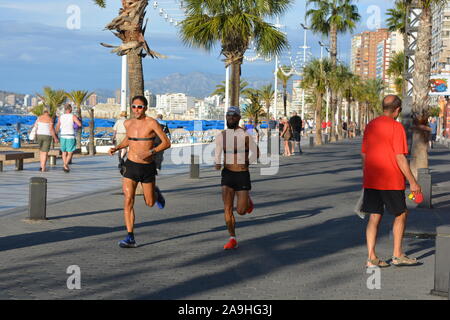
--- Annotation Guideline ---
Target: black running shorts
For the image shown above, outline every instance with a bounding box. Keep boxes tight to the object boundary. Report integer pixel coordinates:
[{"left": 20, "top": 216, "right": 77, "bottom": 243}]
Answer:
[
  {"left": 361, "top": 188, "right": 406, "bottom": 216},
  {"left": 122, "top": 159, "right": 157, "bottom": 183},
  {"left": 221, "top": 169, "right": 251, "bottom": 191}
]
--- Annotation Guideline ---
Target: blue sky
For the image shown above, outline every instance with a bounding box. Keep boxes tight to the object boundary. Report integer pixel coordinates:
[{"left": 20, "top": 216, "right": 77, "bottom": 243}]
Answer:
[{"left": 0, "top": 0, "right": 394, "bottom": 94}]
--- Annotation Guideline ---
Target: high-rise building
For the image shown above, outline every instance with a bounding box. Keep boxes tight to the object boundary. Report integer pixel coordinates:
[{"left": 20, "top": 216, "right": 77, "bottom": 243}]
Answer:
[
  {"left": 156, "top": 93, "right": 195, "bottom": 115},
  {"left": 6, "top": 94, "right": 16, "bottom": 106},
  {"left": 115, "top": 89, "right": 121, "bottom": 105},
  {"left": 31, "top": 97, "right": 38, "bottom": 107},
  {"left": 88, "top": 93, "right": 98, "bottom": 106},
  {"left": 107, "top": 98, "right": 117, "bottom": 105},
  {"left": 144, "top": 90, "right": 157, "bottom": 108},
  {"left": 431, "top": 2, "right": 450, "bottom": 73},
  {"left": 23, "top": 95, "right": 31, "bottom": 107},
  {"left": 376, "top": 31, "right": 404, "bottom": 94},
  {"left": 351, "top": 28, "right": 390, "bottom": 80}
]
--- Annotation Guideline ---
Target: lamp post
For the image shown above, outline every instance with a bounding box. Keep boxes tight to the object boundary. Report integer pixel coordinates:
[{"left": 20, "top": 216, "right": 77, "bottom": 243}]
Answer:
[{"left": 300, "top": 23, "right": 310, "bottom": 120}]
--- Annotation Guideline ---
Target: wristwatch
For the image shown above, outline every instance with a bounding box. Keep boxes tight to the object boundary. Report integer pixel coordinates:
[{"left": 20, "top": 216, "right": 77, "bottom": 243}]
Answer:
[{"left": 149, "top": 148, "right": 156, "bottom": 155}]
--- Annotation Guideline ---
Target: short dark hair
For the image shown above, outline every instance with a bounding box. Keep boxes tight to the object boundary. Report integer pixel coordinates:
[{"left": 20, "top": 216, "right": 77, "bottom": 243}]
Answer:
[
  {"left": 382, "top": 95, "right": 402, "bottom": 112},
  {"left": 131, "top": 95, "right": 148, "bottom": 107}
]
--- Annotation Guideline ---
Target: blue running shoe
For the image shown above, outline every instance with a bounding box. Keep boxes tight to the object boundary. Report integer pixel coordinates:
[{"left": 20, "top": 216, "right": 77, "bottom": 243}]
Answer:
[
  {"left": 155, "top": 186, "right": 165, "bottom": 209},
  {"left": 118, "top": 235, "right": 137, "bottom": 248}
]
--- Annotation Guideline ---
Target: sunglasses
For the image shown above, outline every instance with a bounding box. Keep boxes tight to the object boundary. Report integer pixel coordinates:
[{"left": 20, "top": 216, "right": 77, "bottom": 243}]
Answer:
[
  {"left": 226, "top": 112, "right": 239, "bottom": 117},
  {"left": 132, "top": 105, "right": 145, "bottom": 109}
]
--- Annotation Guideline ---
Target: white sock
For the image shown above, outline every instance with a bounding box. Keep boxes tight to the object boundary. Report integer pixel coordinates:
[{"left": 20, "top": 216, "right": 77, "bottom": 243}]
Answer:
[{"left": 230, "top": 236, "right": 236, "bottom": 240}]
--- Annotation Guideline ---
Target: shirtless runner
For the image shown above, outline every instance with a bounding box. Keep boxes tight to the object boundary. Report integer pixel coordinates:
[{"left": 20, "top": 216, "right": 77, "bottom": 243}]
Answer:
[
  {"left": 215, "top": 106, "right": 259, "bottom": 250},
  {"left": 109, "top": 96, "right": 171, "bottom": 248}
]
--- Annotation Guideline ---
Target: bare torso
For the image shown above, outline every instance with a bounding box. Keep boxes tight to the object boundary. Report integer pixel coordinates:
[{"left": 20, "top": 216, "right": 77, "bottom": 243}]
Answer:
[{"left": 125, "top": 117, "right": 158, "bottom": 164}]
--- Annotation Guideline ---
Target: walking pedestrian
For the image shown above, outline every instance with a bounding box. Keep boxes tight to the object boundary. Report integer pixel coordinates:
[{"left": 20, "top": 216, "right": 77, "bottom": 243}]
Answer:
[
  {"left": 56, "top": 104, "right": 81, "bottom": 173},
  {"left": 289, "top": 111, "right": 303, "bottom": 154},
  {"left": 113, "top": 111, "right": 128, "bottom": 169},
  {"left": 280, "top": 117, "right": 293, "bottom": 156},
  {"left": 32, "top": 110, "right": 59, "bottom": 172},
  {"left": 361, "top": 95, "right": 421, "bottom": 268}
]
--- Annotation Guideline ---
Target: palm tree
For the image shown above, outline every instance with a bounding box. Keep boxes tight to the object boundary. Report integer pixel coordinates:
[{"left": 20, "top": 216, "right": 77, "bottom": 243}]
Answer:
[
  {"left": 306, "top": 0, "right": 360, "bottom": 141},
  {"left": 259, "top": 84, "right": 275, "bottom": 117},
  {"left": 302, "top": 58, "right": 333, "bottom": 145},
  {"left": 65, "top": 90, "right": 94, "bottom": 149},
  {"left": 180, "top": 0, "right": 291, "bottom": 107},
  {"left": 410, "top": 0, "right": 447, "bottom": 175},
  {"left": 306, "top": 0, "right": 360, "bottom": 67},
  {"left": 277, "top": 66, "right": 294, "bottom": 117},
  {"left": 387, "top": 51, "right": 405, "bottom": 96},
  {"left": 329, "top": 64, "right": 353, "bottom": 139},
  {"left": 242, "top": 89, "right": 266, "bottom": 127},
  {"left": 386, "top": 1, "right": 411, "bottom": 100},
  {"left": 341, "top": 72, "right": 360, "bottom": 129},
  {"left": 94, "top": 0, "right": 163, "bottom": 114},
  {"left": 34, "top": 87, "right": 67, "bottom": 118},
  {"left": 211, "top": 80, "right": 252, "bottom": 101}
]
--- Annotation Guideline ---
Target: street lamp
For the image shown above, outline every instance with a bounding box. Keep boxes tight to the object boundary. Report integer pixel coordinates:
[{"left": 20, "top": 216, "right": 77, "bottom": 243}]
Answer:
[{"left": 300, "top": 23, "right": 310, "bottom": 120}]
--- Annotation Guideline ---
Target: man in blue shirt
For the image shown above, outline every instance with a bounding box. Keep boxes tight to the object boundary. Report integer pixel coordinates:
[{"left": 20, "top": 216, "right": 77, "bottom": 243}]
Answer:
[{"left": 429, "top": 117, "right": 438, "bottom": 149}]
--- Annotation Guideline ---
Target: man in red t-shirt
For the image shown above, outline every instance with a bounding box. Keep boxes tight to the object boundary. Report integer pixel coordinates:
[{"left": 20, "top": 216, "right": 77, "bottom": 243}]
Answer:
[{"left": 361, "top": 95, "right": 421, "bottom": 268}]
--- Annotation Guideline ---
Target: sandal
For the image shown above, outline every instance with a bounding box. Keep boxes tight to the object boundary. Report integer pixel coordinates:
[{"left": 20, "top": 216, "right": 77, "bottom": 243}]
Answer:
[
  {"left": 366, "top": 258, "right": 390, "bottom": 268},
  {"left": 392, "top": 255, "right": 418, "bottom": 267}
]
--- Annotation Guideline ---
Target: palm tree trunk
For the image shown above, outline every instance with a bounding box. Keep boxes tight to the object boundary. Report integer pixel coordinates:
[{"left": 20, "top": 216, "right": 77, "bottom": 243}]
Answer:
[
  {"left": 76, "top": 104, "right": 82, "bottom": 150},
  {"left": 283, "top": 85, "right": 287, "bottom": 117},
  {"left": 88, "top": 109, "right": 95, "bottom": 155},
  {"left": 315, "top": 93, "right": 323, "bottom": 146},
  {"left": 410, "top": 5, "right": 432, "bottom": 176},
  {"left": 231, "top": 60, "right": 241, "bottom": 107},
  {"left": 128, "top": 51, "right": 144, "bottom": 114},
  {"left": 329, "top": 24, "right": 338, "bottom": 142}
]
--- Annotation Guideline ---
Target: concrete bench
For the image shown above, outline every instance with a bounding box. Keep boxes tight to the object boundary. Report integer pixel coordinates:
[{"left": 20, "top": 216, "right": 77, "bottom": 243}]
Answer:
[
  {"left": 48, "top": 148, "right": 81, "bottom": 166},
  {"left": 0, "top": 151, "right": 35, "bottom": 171}
]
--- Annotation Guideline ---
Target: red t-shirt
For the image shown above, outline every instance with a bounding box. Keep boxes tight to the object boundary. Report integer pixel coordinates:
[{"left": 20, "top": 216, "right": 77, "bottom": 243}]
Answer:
[{"left": 361, "top": 116, "right": 408, "bottom": 190}]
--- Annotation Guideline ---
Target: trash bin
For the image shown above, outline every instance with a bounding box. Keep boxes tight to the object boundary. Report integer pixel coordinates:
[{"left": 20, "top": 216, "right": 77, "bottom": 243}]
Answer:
[{"left": 12, "top": 133, "right": 21, "bottom": 149}]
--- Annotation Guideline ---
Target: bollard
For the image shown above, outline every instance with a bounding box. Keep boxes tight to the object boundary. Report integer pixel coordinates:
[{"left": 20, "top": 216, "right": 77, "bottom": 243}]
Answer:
[
  {"left": 323, "top": 134, "right": 329, "bottom": 144},
  {"left": 29, "top": 177, "right": 47, "bottom": 220},
  {"left": 309, "top": 136, "right": 314, "bottom": 148},
  {"left": 267, "top": 129, "right": 271, "bottom": 156},
  {"left": 431, "top": 225, "right": 450, "bottom": 297},
  {"left": 417, "top": 168, "right": 432, "bottom": 208},
  {"left": 190, "top": 155, "right": 199, "bottom": 179},
  {"left": 49, "top": 155, "right": 57, "bottom": 166}
]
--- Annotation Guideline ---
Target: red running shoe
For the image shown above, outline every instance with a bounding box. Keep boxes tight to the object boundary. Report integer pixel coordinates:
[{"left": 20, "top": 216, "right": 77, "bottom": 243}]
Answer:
[
  {"left": 224, "top": 238, "right": 238, "bottom": 250},
  {"left": 246, "top": 197, "right": 254, "bottom": 214}
]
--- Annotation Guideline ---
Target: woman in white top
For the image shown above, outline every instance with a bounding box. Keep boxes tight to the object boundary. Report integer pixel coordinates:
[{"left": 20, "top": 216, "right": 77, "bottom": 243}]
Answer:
[{"left": 33, "top": 110, "right": 59, "bottom": 172}]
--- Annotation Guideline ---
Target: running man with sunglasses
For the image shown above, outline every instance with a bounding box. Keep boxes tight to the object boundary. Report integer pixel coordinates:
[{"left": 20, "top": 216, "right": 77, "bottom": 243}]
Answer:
[
  {"left": 215, "top": 106, "right": 259, "bottom": 250},
  {"left": 109, "top": 96, "right": 171, "bottom": 248}
]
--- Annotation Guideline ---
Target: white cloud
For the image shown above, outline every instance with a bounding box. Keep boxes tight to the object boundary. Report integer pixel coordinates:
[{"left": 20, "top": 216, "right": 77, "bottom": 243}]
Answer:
[{"left": 18, "top": 53, "right": 34, "bottom": 62}]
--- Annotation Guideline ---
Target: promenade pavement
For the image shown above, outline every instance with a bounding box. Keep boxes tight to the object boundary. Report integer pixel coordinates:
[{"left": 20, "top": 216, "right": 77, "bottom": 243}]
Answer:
[{"left": 0, "top": 138, "right": 449, "bottom": 299}]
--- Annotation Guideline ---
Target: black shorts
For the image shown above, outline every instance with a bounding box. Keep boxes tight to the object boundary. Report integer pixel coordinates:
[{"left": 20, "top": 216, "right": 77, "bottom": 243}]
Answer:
[
  {"left": 122, "top": 159, "right": 157, "bottom": 183},
  {"left": 221, "top": 169, "right": 251, "bottom": 191},
  {"left": 431, "top": 134, "right": 437, "bottom": 142},
  {"left": 292, "top": 131, "right": 301, "bottom": 142},
  {"left": 361, "top": 189, "right": 406, "bottom": 216}
]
